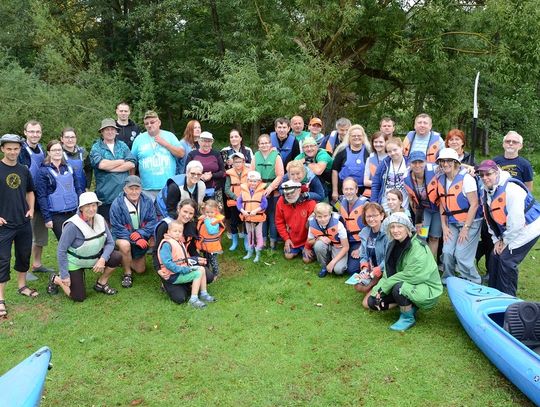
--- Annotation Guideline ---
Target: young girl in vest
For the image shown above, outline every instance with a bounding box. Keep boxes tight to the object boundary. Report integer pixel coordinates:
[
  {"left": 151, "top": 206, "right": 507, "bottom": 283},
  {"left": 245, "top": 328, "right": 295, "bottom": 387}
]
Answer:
[
  {"left": 307, "top": 202, "right": 349, "bottom": 277},
  {"left": 224, "top": 152, "right": 249, "bottom": 251},
  {"left": 158, "top": 221, "right": 215, "bottom": 309},
  {"left": 237, "top": 171, "right": 268, "bottom": 262},
  {"left": 196, "top": 200, "right": 225, "bottom": 276}
]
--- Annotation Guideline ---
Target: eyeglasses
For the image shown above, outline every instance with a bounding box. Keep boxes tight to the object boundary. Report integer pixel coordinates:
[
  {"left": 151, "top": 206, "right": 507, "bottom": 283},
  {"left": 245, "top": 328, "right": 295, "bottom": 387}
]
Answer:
[
  {"left": 26, "top": 130, "right": 42, "bottom": 134},
  {"left": 189, "top": 172, "right": 202, "bottom": 177},
  {"left": 365, "top": 214, "right": 381, "bottom": 219},
  {"left": 504, "top": 139, "right": 521, "bottom": 145},
  {"left": 478, "top": 171, "right": 496, "bottom": 178},
  {"left": 438, "top": 159, "right": 455, "bottom": 164},
  {"left": 63, "top": 136, "right": 76, "bottom": 140},
  {"left": 350, "top": 135, "right": 363, "bottom": 139}
]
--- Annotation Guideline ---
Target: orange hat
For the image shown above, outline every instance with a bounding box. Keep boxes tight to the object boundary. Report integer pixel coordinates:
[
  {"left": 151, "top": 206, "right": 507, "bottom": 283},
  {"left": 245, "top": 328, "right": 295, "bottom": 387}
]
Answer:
[{"left": 309, "top": 118, "right": 323, "bottom": 127}]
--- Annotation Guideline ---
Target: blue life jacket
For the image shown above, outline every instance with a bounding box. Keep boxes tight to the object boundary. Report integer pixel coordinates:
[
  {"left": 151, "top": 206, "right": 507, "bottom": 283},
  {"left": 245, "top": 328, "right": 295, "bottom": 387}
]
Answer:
[
  {"left": 24, "top": 142, "right": 45, "bottom": 181},
  {"left": 270, "top": 133, "right": 295, "bottom": 163},
  {"left": 156, "top": 175, "right": 186, "bottom": 218},
  {"left": 338, "top": 146, "right": 368, "bottom": 186},
  {"left": 63, "top": 148, "right": 86, "bottom": 190},
  {"left": 47, "top": 166, "right": 78, "bottom": 213}
]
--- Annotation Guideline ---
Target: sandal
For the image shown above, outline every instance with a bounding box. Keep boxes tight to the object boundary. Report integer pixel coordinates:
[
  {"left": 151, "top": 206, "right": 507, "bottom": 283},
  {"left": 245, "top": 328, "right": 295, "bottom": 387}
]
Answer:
[
  {"left": 47, "top": 274, "right": 59, "bottom": 295},
  {"left": 18, "top": 286, "right": 39, "bottom": 298},
  {"left": 0, "top": 300, "right": 7, "bottom": 318},
  {"left": 121, "top": 274, "right": 133, "bottom": 288},
  {"left": 94, "top": 281, "right": 117, "bottom": 295}
]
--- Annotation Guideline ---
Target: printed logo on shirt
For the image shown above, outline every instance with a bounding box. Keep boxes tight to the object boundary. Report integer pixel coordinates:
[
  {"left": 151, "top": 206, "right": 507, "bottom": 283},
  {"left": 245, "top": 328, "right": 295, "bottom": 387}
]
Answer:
[
  {"left": 499, "top": 164, "right": 518, "bottom": 178},
  {"left": 6, "top": 173, "right": 21, "bottom": 189}
]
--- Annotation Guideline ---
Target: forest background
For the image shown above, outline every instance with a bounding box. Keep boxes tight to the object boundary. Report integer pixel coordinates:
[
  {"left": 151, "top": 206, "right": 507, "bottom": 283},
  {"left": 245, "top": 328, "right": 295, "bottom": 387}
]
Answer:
[{"left": 1, "top": 0, "right": 539, "bottom": 156}]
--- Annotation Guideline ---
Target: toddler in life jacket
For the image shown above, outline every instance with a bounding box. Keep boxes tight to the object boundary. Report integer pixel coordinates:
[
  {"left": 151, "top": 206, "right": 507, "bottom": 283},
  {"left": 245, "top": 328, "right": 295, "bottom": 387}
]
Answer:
[
  {"left": 197, "top": 200, "right": 225, "bottom": 276},
  {"left": 157, "top": 221, "right": 215, "bottom": 308},
  {"left": 237, "top": 171, "right": 268, "bottom": 262}
]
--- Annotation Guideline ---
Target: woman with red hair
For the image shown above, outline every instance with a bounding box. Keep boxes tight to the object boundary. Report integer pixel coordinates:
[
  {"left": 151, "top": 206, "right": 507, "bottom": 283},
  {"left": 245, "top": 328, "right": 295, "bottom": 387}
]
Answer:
[
  {"left": 444, "top": 128, "right": 475, "bottom": 166},
  {"left": 177, "top": 120, "right": 202, "bottom": 174}
]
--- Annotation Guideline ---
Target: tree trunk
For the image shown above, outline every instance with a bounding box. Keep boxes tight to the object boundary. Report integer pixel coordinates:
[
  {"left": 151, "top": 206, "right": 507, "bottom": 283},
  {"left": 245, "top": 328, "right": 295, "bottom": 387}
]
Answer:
[
  {"left": 209, "top": 0, "right": 225, "bottom": 57},
  {"left": 321, "top": 84, "right": 341, "bottom": 134},
  {"left": 251, "top": 121, "right": 260, "bottom": 147}
]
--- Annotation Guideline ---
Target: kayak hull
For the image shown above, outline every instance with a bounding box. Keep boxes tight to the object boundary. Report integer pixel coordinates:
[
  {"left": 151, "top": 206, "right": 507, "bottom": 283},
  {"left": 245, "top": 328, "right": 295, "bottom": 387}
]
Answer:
[
  {"left": 0, "top": 346, "right": 52, "bottom": 407},
  {"left": 447, "top": 277, "right": 540, "bottom": 405}
]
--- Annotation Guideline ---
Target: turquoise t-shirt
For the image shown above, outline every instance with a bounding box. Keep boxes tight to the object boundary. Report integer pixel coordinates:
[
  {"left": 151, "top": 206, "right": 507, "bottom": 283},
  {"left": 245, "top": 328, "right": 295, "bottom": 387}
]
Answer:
[{"left": 131, "top": 130, "right": 180, "bottom": 190}]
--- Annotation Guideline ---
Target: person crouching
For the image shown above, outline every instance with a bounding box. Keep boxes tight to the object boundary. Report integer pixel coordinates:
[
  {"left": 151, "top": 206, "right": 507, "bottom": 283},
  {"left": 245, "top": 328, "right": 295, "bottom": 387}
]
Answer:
[
  {"left": 307, "top": 202, "right": 349, "bottom": 278},
  {"left": 158, "top": 220, "right": 215, "bottom": 308}
]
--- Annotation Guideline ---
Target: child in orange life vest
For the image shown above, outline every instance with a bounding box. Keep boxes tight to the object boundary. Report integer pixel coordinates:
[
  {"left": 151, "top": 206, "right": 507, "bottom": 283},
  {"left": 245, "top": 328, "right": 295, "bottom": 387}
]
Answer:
[
  {"left": 237, "top": 171, "right": 268, "bottom": 263},
  {"left": 307, "top": 202, "right": 349, "bottom": 277},
  {"left": 196, "top": 200, "right": 225, "bottom": 276},
  {"left": 157, "top": 221, "right": 215, "bottom": 309}
]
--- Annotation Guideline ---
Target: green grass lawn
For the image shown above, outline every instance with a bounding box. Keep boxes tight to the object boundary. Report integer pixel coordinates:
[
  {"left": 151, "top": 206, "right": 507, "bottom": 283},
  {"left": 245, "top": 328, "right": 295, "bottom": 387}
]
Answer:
[{"left": 1, "top": 234, "right": 538, "bottom": 407}]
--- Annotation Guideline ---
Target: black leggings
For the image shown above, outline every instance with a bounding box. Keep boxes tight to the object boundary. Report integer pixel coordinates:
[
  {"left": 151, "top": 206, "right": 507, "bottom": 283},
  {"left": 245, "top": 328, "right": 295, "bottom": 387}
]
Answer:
[
  {"left": 68, "top": 251, "right": 122, "bottom": 302},
  {"left": 162, "top": 267, "right": 215, "bottom": 304},
  {"left": 367, "top": 282, "right": 412, "bottom": 310},
  {"left": 51, "top": 211, "right": 76, "bottom": 240}
]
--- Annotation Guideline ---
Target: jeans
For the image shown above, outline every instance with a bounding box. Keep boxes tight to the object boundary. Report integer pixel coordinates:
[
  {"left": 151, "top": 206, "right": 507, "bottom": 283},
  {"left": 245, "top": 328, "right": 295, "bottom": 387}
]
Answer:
[{"left": 442, "top": 219, "right": 482, "bottom": 284}]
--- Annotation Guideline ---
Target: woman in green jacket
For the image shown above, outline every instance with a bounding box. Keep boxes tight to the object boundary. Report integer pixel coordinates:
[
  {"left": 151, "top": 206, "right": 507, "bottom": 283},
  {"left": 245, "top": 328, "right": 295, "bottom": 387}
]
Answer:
[{"left": 368, "top": 212, "right": 443, "bottom": 331}]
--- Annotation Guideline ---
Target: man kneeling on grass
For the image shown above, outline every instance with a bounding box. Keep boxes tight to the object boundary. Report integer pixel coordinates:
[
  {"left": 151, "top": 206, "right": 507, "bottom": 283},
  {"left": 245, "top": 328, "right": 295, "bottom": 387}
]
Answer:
[
  {"left": 109, "top": 175, "right": 157, "bottom": 289},
  {"left": 275, "top": 180, "right": 316, "bottom": 262},
  {"left": 366, "top": 212, "right": 443, "bottom": 332},
  {"left": 157, "top": 221, "right": 215, "bottom": 309}
]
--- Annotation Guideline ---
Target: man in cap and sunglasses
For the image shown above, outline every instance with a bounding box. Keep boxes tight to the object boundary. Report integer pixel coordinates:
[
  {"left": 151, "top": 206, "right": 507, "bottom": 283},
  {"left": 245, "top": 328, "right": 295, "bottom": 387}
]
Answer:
[{"left": 477, "top": 159, "right": 540, "bottom": 296}]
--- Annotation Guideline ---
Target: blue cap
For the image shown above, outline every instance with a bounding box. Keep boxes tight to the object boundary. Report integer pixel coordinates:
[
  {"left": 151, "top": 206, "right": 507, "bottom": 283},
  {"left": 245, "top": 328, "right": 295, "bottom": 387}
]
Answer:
[{"left": 408, "top": 151, "right": 427, "bottom": 162}]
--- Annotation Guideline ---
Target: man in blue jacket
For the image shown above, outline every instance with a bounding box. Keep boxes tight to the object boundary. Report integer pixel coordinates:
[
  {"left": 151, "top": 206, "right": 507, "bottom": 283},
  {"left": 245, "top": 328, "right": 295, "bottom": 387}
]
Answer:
[{"left": 109, "top": 175, "right": 157, "bottom": 288}]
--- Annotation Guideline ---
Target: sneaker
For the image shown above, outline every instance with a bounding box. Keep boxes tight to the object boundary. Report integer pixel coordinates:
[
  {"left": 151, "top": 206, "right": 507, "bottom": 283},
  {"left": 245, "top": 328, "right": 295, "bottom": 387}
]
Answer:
[
  {"left": 33, "top": 265, "right": 55, "bottom": 273},
  {"left": 359, "top": 276, "right": 372, "bottom": 286},
  {"left": 318, "top": 268, "right": 328, "bottom": 278},
  {"left": 200, "top": 293, "right": 216, "bottom": 303},
  {"left": 47, "top": 273, "right": 59, "bottom": 295},
  {"left": 188, "top": 298, "right": 207, "bottom": 308}
]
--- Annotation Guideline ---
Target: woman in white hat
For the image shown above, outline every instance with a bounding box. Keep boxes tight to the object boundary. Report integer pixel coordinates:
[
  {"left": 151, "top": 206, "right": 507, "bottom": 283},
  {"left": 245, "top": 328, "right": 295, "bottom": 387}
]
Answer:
[
  {"left": 48, "top": 192, "right": 121, "bottom": 301},
  {"left": 429, "top": 148, "right": 482, "bottom": 285}
]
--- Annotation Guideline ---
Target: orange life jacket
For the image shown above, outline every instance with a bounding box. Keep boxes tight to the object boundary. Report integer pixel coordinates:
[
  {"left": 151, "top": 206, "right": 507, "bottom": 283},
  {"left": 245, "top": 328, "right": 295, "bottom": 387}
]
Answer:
[
  {"left": 339, "top": 196, "right": 368, "bottom": 242},
  {"left": 403, "top": 131, "right": 442, "bottom": 163},
  {"left": 157, "top": 236, "right": 190, "bottom": 280},
  {"left": 196, "top": 214, "right": 225, "bottom": 253},
  {"left": 431, "top": 168, "right": 480, "bottom": 224},
  {"left": 308, "top": 214, "right": 343, "bottom": 247},
  {"left": 239, "top": 183, "right": 267, "bottom": 223},
  {"left": 226, "top": 167, "right": 248, "bottom": 207}
]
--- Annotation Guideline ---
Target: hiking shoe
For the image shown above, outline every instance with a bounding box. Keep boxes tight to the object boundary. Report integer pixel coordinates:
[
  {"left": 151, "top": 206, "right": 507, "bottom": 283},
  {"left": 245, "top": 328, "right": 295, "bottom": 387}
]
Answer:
[
  {"left": 189, "top": 298, "right": 207, "bottom": 309},
  {"left": 318, "top": 268, "right": 328, "bottom": 278},
  {"left": 200, "top": 293, "right": 216, "bottom": 303}
]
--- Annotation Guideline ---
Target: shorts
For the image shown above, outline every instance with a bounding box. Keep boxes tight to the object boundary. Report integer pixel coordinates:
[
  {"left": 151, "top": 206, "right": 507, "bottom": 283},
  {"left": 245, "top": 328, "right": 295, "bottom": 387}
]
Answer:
[
  {"left": 170, "top": 269, "right": 202, "bottom": 284},
  {"left": 421, "top": 209, "right": 442, "bottom": 239},
  {"left": 131, "top": 244, "right": 148, "bottom": 259},
  {"left": 31, "top": 210, "right": 48, "bottom": 246}
]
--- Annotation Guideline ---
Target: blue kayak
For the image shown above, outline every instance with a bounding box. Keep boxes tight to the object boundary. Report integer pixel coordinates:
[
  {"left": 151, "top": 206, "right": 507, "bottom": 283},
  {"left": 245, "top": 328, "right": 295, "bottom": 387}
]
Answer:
[
  {"left": 0, "top": 346, "right": 52, "bottom": 407},
  {"left": 447, "top": 277, "right": 540, "bottom": 405}
]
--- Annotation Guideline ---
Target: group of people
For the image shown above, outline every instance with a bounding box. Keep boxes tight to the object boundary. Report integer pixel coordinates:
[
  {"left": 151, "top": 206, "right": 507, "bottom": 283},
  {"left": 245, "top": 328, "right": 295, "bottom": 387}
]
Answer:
[{"left": 0, "top": 107, "right": 537, "bottom": 331}]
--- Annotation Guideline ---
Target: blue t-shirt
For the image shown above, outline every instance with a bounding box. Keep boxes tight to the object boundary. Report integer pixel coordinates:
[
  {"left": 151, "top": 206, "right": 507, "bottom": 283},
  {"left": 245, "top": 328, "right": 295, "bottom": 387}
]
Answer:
[
  {"left": 493, "top": 155, "right": 534, "bottom": 183},
  {"left": 131, "top": 130, "right": 180, "bottom": 190}
]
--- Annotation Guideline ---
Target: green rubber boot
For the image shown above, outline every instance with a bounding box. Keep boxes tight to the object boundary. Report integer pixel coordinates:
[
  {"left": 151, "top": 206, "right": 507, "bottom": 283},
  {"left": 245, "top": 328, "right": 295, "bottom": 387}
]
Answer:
[
  {"left": 243, "top": 248, "right": 253, "bottom": 260},
  {"left": 253, "top": 249, "right": 261, "bottom": 263},
  {"left": 390, "top": 308, "right": 416, "bottom": 331}
]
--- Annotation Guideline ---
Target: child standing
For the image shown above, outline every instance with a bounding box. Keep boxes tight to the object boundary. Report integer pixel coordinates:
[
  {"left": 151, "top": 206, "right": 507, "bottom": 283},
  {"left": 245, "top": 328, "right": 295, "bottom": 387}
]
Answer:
[
  {"left": 224, "top": 152, "right": 249, "bottom": 251},
  {"left": 196, "top": 200, "right": 225, "bottom": 276},
  {"left": 307, "top": 202, "right": 349, "bottom": 277},
  {"left": 237, "top": 171, "right": 267, "bottom": 262},
  {"left": 157, "top": 221, "right": 215, "bottom": 308}
]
